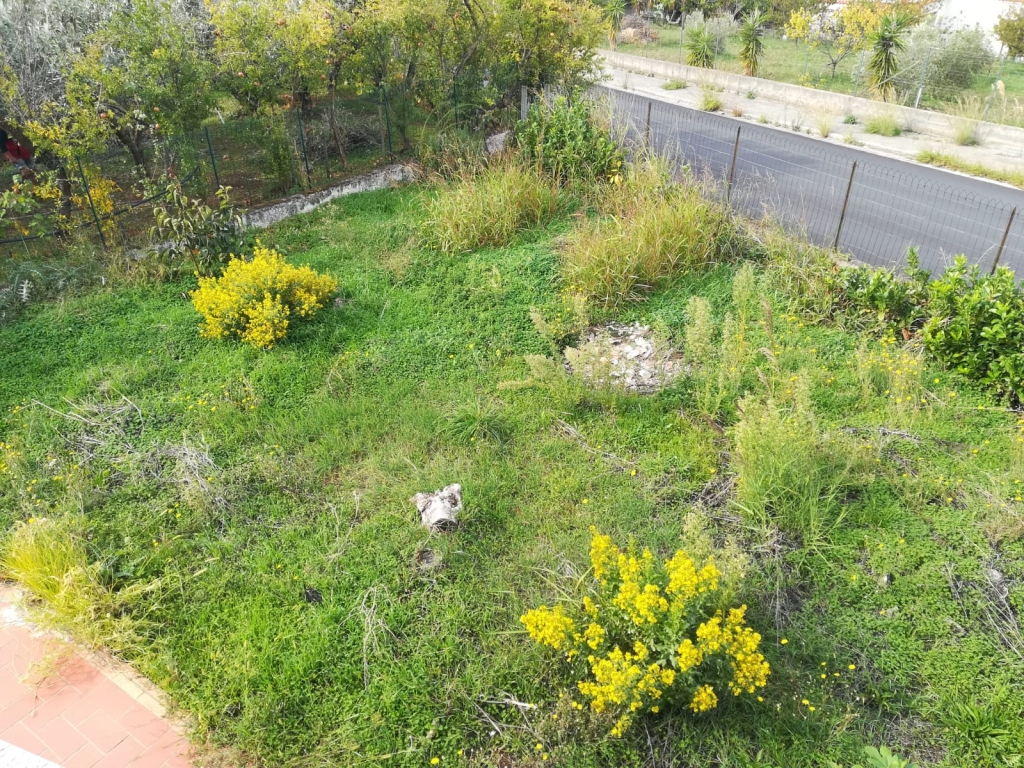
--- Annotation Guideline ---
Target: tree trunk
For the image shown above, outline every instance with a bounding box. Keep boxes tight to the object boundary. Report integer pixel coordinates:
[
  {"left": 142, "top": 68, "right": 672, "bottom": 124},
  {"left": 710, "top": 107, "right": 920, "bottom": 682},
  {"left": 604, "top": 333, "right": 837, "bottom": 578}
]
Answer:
[
  {"left": 327, "top": 79, "right": 349, "bottom": 169},
  {"left": 115, "top": 127, "right": 151, "bottom": 176}
]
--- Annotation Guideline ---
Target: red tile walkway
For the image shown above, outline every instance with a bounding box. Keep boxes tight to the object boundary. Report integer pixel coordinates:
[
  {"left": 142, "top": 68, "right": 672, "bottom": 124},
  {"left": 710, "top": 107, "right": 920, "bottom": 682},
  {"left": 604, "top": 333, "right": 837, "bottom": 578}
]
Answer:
[{"left": 0, "top": 589, "right": 193, "bottom": 768}]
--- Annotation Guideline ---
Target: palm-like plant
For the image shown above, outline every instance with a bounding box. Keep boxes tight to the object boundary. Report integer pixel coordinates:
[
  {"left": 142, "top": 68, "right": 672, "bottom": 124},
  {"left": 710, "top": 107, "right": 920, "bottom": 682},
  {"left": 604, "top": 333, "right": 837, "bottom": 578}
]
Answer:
[
  {"left": 867, "top": 11, "right": 913, "bottom": 102},
  {"left": 685, "top": 24, "right": 716, "bottom": 68},
  {"left": 737, "top": 10, "right": 767, "bottom": 77},
  {"left": 605, "top": 0, "right": 627, "bottom": 49}
]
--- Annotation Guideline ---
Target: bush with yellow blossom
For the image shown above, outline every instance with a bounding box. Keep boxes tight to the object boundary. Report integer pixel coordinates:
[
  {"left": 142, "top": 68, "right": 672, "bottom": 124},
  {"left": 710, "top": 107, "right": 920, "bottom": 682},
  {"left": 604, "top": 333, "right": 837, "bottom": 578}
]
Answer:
[
  {"left": 190, "top": 245, "right": 336, "bottom": 350},
  {"left": 521, "top": 526, "right": 769, "bottom": 736}
]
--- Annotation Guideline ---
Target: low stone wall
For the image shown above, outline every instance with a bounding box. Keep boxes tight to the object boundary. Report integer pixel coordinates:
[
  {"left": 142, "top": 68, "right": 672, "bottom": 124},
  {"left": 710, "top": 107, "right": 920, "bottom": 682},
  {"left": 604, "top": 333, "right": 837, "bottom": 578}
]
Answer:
[
  {"left": 601, "top": 50, "right": 1024, "bottom": 149},
  {"left": 242, "top": 163, "right": 415, "bottom": 230}
]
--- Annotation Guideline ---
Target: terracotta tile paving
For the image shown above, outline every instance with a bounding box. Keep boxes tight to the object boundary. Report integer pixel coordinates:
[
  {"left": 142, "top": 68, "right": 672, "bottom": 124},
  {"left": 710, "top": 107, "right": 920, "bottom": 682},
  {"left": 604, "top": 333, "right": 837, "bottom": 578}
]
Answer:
[{"left": 0, "top": 590, "right": 193, "bottom": 768}]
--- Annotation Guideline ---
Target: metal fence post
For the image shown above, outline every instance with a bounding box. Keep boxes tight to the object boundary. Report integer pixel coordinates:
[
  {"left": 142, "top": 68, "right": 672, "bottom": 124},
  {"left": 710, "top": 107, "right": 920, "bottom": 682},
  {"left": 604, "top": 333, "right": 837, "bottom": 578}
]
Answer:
[
  {"left": 204, "top": 126, "right": 221, "bottom": 189},
  {"left": 913, "top": 47, "right": 932, "bottom": 110},
  {"left": 833, "top": 161, "right": 857, "bottom": 251},
  {"left": 453, "top": 80, "right": 459, "bottom": 129},
  {"left": 726, "top": 125, "right": 741, "bottom": 203},
  {"left": 296, "top": 108, "right": 312, "bottom": 187},
  {"left": 521, "top": 86, "right": 529, "bottom": 122},
  {"left": 76, "top": 157, "right": 107, "bottom": 250},
  {"left": 991, "top": 206, "right": 1017, "bottom": 274},
  {"left": 984, "top": 52, "right": 1007, "bottom": 121},
  {"left": 644, "top": 100, "right": 653, "bottom": 148},
  {"left": 381, "top": 85, "right": 394, "bottom": 158}
]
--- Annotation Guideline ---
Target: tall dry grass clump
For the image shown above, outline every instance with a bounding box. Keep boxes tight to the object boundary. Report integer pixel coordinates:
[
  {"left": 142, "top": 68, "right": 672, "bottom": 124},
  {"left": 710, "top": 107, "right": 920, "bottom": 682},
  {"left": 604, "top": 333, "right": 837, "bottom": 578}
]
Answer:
[
  {"left": 561, "top": 161, "right": 732, "bottom": 305},
  {"left": 419, "top": 158, "right": 565, "bottom": 254},
  {"left": 1, "top": 516, "right": 156, "bottom": 652}
]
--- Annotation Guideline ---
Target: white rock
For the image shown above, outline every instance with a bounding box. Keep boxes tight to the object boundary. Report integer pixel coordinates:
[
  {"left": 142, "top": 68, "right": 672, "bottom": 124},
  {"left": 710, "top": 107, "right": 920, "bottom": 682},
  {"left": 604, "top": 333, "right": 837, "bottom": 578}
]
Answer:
[{"left": 413, "top": 484, "right": 462, "bottom": 531}]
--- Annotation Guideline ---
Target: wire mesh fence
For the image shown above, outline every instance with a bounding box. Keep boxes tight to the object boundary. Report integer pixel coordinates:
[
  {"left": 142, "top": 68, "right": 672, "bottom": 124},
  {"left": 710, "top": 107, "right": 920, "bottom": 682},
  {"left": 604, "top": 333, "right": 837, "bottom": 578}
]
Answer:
[
  {"left": 0, "top": 90, "right": 401, "bottom": 253},
  {"left": 587, "top": 84, "right": 1024, "bottom": 276}
]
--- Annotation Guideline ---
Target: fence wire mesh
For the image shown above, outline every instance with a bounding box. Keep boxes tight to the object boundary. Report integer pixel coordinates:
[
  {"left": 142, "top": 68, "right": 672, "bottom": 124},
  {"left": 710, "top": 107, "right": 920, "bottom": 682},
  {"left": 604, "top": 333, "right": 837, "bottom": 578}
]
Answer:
[
  {"left": 0, "top": 90, "right": 398, "bottom": 252},
  {"left": 589, "top": 84, "right": 1024, "bottom": 276}
]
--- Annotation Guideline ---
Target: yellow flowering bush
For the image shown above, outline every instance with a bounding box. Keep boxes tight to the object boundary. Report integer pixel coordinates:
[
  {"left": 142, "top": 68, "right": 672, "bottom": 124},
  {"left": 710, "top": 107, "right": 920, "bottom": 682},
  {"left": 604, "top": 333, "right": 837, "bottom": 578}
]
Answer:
[
  {"left": 521, "top": 528, "right": 769, "bottom": 737},
  {"left": 190, "top": 245, "right": 336, "bottom": 350}
]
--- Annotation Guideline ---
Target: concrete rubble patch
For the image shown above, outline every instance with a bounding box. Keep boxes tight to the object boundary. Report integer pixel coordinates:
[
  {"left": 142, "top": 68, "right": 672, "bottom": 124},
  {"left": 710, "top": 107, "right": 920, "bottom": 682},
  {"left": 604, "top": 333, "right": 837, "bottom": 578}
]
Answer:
[{"left": 564, "top": 322, "right": 684, "bottom": 394}]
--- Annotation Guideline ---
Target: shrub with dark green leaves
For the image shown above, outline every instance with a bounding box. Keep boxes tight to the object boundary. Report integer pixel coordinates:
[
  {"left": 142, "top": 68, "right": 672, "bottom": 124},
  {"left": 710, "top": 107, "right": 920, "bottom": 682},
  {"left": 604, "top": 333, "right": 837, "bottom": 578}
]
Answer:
[
  {"left": 922, "top": 257, "right": 1024, "bottom": 398},
  {"left": 837, "top": 252, "right": 1024, "bottom": 400},
  {"left": 837, "top": 248, "right": 930, "bottom": 329},
  {"left": 515, "top": 96, "right": 623, "bottom": 184}
]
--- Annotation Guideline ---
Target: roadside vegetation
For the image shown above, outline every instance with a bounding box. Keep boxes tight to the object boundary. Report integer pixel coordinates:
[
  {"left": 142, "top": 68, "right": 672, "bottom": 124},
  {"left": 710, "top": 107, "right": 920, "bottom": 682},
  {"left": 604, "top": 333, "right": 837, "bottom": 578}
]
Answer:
[
  {"left": 4, "top": 95, "right": 1024, "bottom": 768},
  {"left": 611, "top": 9, "right": 1024, "bottom": 128},
  {"left": 916, "top": 149, "right": 1024, "bottom": 189}
]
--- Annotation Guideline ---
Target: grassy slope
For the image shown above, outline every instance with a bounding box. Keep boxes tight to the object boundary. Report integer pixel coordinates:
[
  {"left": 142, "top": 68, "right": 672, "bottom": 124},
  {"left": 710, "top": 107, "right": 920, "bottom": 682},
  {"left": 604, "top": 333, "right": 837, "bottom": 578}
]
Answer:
[{"left": 2, "top": 186, "right": 1024, "bottom": 767}]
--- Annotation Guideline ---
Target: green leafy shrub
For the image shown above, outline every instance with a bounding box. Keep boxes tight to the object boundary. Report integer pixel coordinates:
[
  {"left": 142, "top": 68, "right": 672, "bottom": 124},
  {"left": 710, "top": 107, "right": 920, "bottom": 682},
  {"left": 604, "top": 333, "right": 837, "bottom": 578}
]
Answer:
[
  {"left": 419, "top": 159, "right": 566, "bottom": 254},
  {"left": 150, "top": 184, "right": 244, "bottom": 277},
  {"left": 895, "top": 25, "right": 994, "bottom": 99},
  {"left": 515, "top": 96, "right": 623, "bottom": 185},
  {"left": 922, "top": 257, "right": 1024, "bottom": 398},
  {"left": 837, "top": 248, "right": 930, "bottom": 328},
  {"left": 561, "top": 161, "right": 732, "bottom": 305},
  {"left": 837, "top": 253, "right": 1024, "bottom": 400}
]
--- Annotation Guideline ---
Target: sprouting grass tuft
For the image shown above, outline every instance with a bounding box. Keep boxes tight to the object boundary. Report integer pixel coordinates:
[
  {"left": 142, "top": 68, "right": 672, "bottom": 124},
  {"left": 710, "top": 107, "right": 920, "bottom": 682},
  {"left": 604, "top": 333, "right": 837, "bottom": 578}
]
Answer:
[
  {"left": 863, "top": 112, "right": 902, "bottom": 137},
  {"left": 699, "top": 86, "right": 722, "bottom": 112},
  {"left": 815, "top": 112, "right": 833, "bottom": 138},
  {"left": 662, "top": 78, "right": 687, "bottom": 90},
  {"left": 1, "top": 516, "right": 155, "bottom": 652},
  {"left": 952, "top": 118, "right": 980, "bottom": 146}
]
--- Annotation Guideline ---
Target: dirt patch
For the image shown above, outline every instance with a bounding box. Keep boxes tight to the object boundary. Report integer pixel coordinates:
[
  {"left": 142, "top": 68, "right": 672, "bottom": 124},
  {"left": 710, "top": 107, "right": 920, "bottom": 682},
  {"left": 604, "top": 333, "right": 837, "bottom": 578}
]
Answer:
[{"left": 564, "top": 322, "right": 684, "bottom": 394}]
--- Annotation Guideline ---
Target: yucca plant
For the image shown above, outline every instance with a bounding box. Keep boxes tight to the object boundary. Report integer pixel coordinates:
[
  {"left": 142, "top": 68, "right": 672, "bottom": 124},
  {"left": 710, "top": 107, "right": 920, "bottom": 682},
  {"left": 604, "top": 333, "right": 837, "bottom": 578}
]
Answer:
[
  {"left": 737, "top": 10, "right": 767, "bottom": 77},
  {"left": 604, "top": 0, "right": 627, "bottom": 49},
  {"left": 685, "top": 25, "right": 716, "bottom": 68},
  {"left": 868, "top": 11, "right": 913, "bottom": 102}
]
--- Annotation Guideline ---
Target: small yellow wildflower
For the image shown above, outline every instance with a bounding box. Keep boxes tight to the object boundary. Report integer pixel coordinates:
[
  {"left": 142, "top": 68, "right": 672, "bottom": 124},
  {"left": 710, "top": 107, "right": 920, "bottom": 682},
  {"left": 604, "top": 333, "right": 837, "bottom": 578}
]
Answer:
[{"left": 690, "top": 685, "right": 718, "bottom": 713}]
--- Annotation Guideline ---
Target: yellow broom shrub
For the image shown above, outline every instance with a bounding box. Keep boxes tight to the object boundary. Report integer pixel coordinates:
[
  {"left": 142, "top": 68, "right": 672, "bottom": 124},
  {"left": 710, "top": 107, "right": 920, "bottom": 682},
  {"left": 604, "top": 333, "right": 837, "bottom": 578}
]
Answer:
[
  {"left": 191, "top": 245, "right": 337, "bottom": 349},
  {"left": 522, "top": 528, "right": 769, "bottom": 736}
]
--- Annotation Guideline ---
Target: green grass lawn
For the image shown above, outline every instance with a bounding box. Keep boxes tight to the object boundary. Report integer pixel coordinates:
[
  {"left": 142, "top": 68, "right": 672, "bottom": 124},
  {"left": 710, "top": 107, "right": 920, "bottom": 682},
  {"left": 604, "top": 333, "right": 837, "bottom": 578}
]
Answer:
[{"left": 3, "top": 185, "right": 1024, "bottom": 767}]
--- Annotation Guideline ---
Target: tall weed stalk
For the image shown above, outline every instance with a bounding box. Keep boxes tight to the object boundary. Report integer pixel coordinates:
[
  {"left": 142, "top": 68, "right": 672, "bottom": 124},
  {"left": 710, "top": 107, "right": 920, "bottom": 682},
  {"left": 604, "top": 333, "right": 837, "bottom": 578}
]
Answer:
[{"left": 732, "top": 379, "right": 856, "bottom": 544}]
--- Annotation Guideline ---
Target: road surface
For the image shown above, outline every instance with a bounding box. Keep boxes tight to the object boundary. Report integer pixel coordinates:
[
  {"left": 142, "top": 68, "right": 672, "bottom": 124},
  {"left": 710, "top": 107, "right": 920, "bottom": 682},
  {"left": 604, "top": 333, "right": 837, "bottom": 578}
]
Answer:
[{"left": 597, "top": 84, "right": 1024, "bottom": 276}]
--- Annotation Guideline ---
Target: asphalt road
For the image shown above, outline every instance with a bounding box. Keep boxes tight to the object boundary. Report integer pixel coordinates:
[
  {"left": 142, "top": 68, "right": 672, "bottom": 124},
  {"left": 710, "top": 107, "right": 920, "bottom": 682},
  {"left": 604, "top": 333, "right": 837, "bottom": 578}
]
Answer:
[{"left": 597, "top": 84, "right": 1024, "bottom": 276}]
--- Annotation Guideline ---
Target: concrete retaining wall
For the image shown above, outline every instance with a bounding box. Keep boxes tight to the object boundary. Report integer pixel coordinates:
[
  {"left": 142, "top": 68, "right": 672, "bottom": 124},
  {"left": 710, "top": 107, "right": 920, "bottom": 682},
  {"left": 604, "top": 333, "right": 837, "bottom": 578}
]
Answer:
[
  {"left": 242, "top": 163, "right": 415, "bottom": 230},
  {"left": 601, "top": 50, "right": 1024, "bottom": 149}
]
